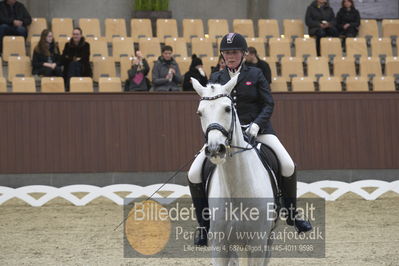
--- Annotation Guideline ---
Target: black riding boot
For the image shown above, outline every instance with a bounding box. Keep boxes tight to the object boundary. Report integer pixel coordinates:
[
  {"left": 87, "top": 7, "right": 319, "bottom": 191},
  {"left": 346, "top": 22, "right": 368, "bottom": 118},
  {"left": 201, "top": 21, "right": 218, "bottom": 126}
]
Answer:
[
  {"left": 188, "top": 180, "right": 209, "bottom": 246},
  {"left": 281, "top": 171, "right": 313, "bottom": 233}
]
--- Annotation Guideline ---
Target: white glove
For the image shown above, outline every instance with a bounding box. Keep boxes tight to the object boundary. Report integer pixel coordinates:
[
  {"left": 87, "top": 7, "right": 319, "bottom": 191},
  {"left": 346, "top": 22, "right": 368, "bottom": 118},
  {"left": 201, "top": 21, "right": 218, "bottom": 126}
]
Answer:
[
  {"left": 198, "top": 67, "right": 206, "bottom": 77},
  {"left": 245, "top": 123, "right": 260, "bottom": 138}
]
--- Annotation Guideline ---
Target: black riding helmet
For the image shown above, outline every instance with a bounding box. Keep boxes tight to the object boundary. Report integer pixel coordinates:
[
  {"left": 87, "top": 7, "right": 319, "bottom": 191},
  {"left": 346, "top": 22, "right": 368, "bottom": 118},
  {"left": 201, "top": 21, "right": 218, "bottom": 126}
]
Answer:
[{"left": 220, "top": 33, "right": 248, "bottom": 52}]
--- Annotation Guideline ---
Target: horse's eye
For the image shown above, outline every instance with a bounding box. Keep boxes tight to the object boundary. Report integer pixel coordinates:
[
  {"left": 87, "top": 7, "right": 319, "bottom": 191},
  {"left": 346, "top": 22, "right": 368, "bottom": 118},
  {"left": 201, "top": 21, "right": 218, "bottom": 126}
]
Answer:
[
  {"left": 197, "top": 111, "right": 202, "bottom": 117},
  {"left": 225, "top": 106, "right": 231, "bottom": 113}
]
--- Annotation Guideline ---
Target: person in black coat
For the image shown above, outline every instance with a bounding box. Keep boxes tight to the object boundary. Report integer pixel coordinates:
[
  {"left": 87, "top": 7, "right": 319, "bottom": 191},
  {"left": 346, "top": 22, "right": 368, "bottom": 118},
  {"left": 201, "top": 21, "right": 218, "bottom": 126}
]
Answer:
[
  {"left": 245, "top": 46, "right": 272, "bottom": 84},
  {"left": 32, "top": 29, "right": 62, "bottom": 77},
  {"left": 0, "top": 0, "right": 32, "bottom": 54},
  {"left": 62, "top": 27, "right": 92, "bottom": 90},
  {"left": 336, "top": 0, "right": 361, "bottom": 38},
  {"left": 183, "top": 54, "right": 208, "bottom": 91},
  {"left": 126, "top": 50, "right": 150, "bottom": 91},
  {"left": 187, "top": 33, "right": 312, "bottom": 247},
  {"left": 305, "top": 0, "right": 339, "bottom": 55}
]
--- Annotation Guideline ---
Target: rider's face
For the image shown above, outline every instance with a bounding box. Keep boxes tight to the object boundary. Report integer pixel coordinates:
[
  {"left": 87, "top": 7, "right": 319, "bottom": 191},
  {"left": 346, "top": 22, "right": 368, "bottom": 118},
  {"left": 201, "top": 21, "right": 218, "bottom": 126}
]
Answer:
[{"left": 222, "top": 50, "right": 244, "bottom": 69}]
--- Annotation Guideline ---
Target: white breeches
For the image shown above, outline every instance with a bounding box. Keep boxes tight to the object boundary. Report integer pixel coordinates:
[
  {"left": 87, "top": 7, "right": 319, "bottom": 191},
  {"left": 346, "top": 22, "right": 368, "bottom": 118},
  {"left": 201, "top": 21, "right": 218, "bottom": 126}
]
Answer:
[{"left": 188, "top": 135, "right": 295, "bottom": 184}]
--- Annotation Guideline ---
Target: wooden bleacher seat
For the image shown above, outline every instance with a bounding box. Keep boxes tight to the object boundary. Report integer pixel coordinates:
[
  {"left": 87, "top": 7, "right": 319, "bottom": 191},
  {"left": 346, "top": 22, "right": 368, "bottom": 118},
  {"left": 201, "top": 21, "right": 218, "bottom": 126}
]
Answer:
[
  {"left": 52, "top": 18, "right": 74, "bottom": 39},
  {"left": 346, "top": 76, "right": 369, "bottom": 92},
  {"left": 258, "top": 19, "right": 280, "bottom": 40},
  {"left": 233, "top": 19, "right": 254, "bottom": 38},
  {"left": 247, "top": 38, "right": 266, "bottom": 58},
  {"left": 319, "top": 77, "right": 342, "bottom": 92},
  {"left": 207, "top": 19, "right": 229, "bottom": 43},
  {"left": 191, "top": 38, "right": 214, "bottom": 58},
  {"left": 320, "top": 37, "right": 342, "bottom": 59},
  {"left": 281, "top": 57, "right": 303, "bottom": 80},
  {"left": 112, "top": 37, "right": 135, "bottom": 62},
  {"left": 8, "top": 56, "right": 31, "bottom": 81},
  {"left": 139, "top": 37, "right": 161, "bottom": 60},
  {"left": 99, "top": 77, "right": 122, "bottom": 92},
  {"left": 105, "top": 18, "right": 127, "bottom": 42},
  {"left": 70, "top": 77, "right": 93, "bottom": 92},
  {"left": 0, "top": 77, "right": 6, "bottom": 92},
  {"left": 358, "top": 19, "right": 379, "bottom": 40},
  {"left": 86, "top": 37, "right": 108, "bottom": 61},
  {"left": 333, "top": 57, "right": 356, "bottom": 80},
  {"left": 291, "top": 77, "right": 315, "bottom": 92},
  {"left": 79, "top": 18, "right": 101, "bottom": 38},
  {"left": 270, "top": 77, "right": 288, "bottom": 92},
  {"left": 283, "top": 19, "right": 305, "bottom": 40},
  {"left": 269, "top": 38, "right": 291, "bottom": 60},
  {"left": 295, "top": 38, "right": 317, "bottom": 61},
  {"left": 359, "top": 57, "right": 382, "bottom": 79},
  {"left": 131, "top": 19, "right": 153, "bottom": 42},
  {"left": 92, "top": 57, "right": 116, "bottom": 82},
  {"left": 28, "top": 18, "right": 47, "bottom": 42},
  {"left": 3, "top": 36, "right": 26, "bottom": 62},
  {"left": 156, "top": 19, "right": 178, "bottom": 41},
  {"left": 182, "top": 19, "right": 204, "bottom": 42},
  {"left": 373, "top": 76, "right": 396, "bottom": 92},
  {"left": 41, "top": 77, "right": 65, "bottom": 93},
  {"left": 307, "top": 57, "right": 330, "bottom": 81},
  {"left": 164, "top": 38, "right": 188, "bottom": 58},
  {"left": 12, "top": 77, "right": 36, "bottom": 93}
]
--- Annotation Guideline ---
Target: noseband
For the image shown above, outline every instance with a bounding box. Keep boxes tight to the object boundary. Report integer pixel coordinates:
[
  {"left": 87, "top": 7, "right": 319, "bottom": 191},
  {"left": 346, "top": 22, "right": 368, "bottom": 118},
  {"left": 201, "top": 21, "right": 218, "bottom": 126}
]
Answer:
[{"left": 200, "top": 94, "right": 236, "bottom": 147}]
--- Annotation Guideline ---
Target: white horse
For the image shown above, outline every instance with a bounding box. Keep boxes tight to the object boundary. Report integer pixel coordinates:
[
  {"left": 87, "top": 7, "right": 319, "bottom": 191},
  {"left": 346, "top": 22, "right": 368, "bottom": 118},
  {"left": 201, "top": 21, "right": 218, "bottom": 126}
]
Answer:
[{"left": 191, "top": 76, "right": 276, "bottom": 266}]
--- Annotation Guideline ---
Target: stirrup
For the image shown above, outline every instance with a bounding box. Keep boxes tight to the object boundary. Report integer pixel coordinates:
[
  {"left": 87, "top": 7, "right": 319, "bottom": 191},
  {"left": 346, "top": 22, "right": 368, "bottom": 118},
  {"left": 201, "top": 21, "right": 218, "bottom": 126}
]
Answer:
[{"left": 194, "top": 227, "right": 208, "bottom": 246}]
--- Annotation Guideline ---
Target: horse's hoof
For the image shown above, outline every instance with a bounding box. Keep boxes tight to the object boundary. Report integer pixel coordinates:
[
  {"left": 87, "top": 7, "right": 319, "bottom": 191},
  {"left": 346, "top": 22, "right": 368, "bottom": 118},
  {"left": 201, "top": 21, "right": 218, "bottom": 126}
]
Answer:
[
  {"left": 294, "top": 219, "right": 313, "bottom": 233},
  {"left": 194, "top": 227, "right": 208, "bottom": 246}
]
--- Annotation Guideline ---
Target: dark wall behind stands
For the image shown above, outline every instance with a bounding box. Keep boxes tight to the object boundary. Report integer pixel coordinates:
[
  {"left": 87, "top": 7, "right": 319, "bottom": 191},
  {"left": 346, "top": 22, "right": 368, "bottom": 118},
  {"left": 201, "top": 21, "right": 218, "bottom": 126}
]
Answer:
[{"left": 0, "top": 92, "right": 398, "bottom": 174}]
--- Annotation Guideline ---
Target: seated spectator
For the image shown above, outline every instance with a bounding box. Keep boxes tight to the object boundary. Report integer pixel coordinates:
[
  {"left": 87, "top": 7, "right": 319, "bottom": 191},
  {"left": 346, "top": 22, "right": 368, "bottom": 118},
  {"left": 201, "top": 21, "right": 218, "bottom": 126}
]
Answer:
[
  {"left": 0, "top": 0, "right": 32, "bottom": 54},
  {"left": 62, "top": 27, "right": 92, "bottom": 90},
  {"left": 183, "top": 54, "right": 208, "bottom": 91},
  {"left": 211, "top": 55, "right": 226, "bottom": 74},
  {"left": 152, "top": 45, "right": 182, "bottom": 91},
  {"left": 245, "top": 47, "right": 272, "bottom": 84},
  {"left": 336, "top": 0, "right": 360, "bottom": 38},
  {"left": 32, "top": 29, "right": 62, "bottom": 77},
  {"left": 125, "top": 50, "right": 150, "bottom": 91},
  {"left": 305, "top": 0, "right": 339, "bottom": 56}
]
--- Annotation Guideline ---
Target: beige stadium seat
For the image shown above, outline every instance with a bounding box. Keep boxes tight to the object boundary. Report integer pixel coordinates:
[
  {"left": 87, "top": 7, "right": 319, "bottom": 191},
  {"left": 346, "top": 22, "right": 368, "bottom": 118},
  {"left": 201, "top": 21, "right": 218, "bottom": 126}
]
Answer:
[
  {"left": 346, "top": 76, "right": 369, "bottom": 92},
  {"left": 57, "top": 37, "right": 71, "bottom": 54},
  {"left": 201, "top": 57, "right": 218, "bottom": 77},
  {"left": 183, "top": 19, "right": 204, "bottom": 42},
  {"left": 156, "top": 19, "right": 178, "bottom": 41},
  {"left": 105, "top": 18, "right": 127, "bottom": 42},
  {"left": 263, "top": 57, "right": 278, "bottom": 78},
  {"left": 0, "top": 58, "right": 3, "bottom": 77},
  {"left": 307, "top": 57, "right": 330, "bottom": 80},
  {"left": 131, "top": 19, "right": 153, "bottom": 42},
  {"left": 269, "top": 38, "right": 291, "bottom": 60},
  {"left": 3, "top": 36, "right": 26, "bottom": 61},
  {"left": 233, "top": 19, "right": 254, "bottom": 38},
  {"left": 86, "top": 37, "right": 108, "bottom": 61},
  {"left": 373, "top": 76, "right": 395, "bottom": 91},
  {"left": 358, "top": 19, "right": 379, "bottom": 40},
  {"left": 0, "top": 77, "right": 6, "bottom": 92},
  {"left": 382, "top": 19, "right": 399, "bottom": 39},
  {"left": 120, "top": 56, "right": 133, "bottom": 82},
  {"left": 295, "top": 38, "right": 317, "bottom": 60},
  {"left": 291, "top": 77, "right": 314, "bottom": 92},
  {"left": 28, "top": 18, "right": 47, "bottom": 42},
  {"left": 247, "top": 38, "right": 266, "bottom": 58},
  {"left": 52, "top": 18, "right": 73, "bottom": 39},
  {"left": 346, "top": 38, "right": 368, "bottom": 60},
  {"left": 99, "top": 77, "right": 122, "bottom": 92},
  {"left": 41, "top": 77, "right": 65, "bottom": 93},
  {"left": 191, "top": 38, "right": 214, "bottom": 58},
  {"left": 112, "top": 37, "right": 135, "bottom": 62},
  {"left": 333, "top": 57, "right": 356, "bottom": 80},
  {"left": 385, "top": 57, "right": 399, "bottom": 77},
  {"left": 207, "top": 19, "right": 229, "bottom": 43},
  {"left": 70, "top": 77, "right": 93, "bottom": 92},
  {"left": 371, "top": 38, "right": 393, "bottom": 58},
  {"left": 79, "top": 18, "right": 101, "bottom": 38},
  {"left": 175, "top": 57, "right": 191, "bottom": 77},
  {"left": 8, "top": 56, "right": 31, "bottom": 81},
  {"left": 258, "top": 19, "right": 280, "bottom": 40},
  {"left": 30, "top": 36, "right": 40, "bottom": 57},
  {"left": 93, "top": 57, "right": 116, "bottom": 82},
  {"left": 283, "top": 19, "right": 305, "bottom": 40},
  {"left": 319, "top": 77, "right": 342, "bottom": 92},
  {"left": 320, "top": 37, "right": 342, "bottom": 59},
  {"left": 164, "top": 38, "right": 188, "bottom": 58},
  {"left": 12, "top": 77, "right": 36, "bottom": 93},
  {"left": 139, "top": 37, "right": 161, "bottom": 60},
  {"left": 270, "top": 77, "right": 288, "bottom": 92},
  {"left": 281, "top": 57, "right": 304, "bottom": 80},
  {"left": 359, "top": 57, "right": 382, "bottom": 79}
]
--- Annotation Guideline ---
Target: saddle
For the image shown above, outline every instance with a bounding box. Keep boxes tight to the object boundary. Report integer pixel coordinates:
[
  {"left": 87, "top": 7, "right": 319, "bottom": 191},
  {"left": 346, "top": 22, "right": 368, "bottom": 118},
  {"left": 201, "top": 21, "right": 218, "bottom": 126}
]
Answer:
[{"left": 201, "top": 141, "right": 282, "bottom": 203}]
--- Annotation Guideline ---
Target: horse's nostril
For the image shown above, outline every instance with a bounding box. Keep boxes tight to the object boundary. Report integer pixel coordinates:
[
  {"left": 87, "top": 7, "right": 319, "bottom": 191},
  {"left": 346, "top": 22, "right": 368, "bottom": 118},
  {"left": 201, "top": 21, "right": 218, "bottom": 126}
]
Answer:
[
  {"left": 205, "top": 146, "right": 210, "bottom": 156},
  {"left": 218, "top": 144, "right": 226, "bottom": 154}
]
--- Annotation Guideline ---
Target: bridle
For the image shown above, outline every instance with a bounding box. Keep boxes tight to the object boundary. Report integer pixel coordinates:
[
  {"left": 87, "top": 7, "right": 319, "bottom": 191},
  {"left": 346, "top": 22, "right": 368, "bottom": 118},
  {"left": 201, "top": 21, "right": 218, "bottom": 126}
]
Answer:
[{"left": 200, "top": 93, "right": 254, "bottom": 156}]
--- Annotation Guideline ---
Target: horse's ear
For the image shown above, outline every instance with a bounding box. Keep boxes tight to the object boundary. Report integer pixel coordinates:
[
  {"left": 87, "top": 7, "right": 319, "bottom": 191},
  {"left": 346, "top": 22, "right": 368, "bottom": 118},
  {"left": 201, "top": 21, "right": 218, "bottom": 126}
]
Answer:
[
  {"left": 191, "top": 77, "right": 204, "bottom": 96},
  {"left": 223, "top": 74, "right": 239, "bottom": 94}
]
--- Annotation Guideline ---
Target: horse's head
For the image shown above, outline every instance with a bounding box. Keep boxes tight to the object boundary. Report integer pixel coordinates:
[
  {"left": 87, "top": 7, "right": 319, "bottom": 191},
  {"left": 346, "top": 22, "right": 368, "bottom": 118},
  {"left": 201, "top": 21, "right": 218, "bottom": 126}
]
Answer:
[{"left": 191, "top": 75, "right": 239, "bottom": 164}]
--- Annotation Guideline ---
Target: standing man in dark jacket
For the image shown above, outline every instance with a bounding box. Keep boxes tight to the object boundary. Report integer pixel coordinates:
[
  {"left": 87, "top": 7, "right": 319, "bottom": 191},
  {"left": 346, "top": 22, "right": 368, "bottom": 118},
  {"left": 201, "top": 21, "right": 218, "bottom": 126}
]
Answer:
[
  {"left": 305, "top": 0, "right": 339, "bottom": 55},
  {"left": 336, "top": 0, "right": 361, "bottom": 38},
  {"left": 0, "top": 0, "right": 32, "bottom": 54},
  {"left": 245, "top": 46, "right": 272, "bottom": 84}
]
